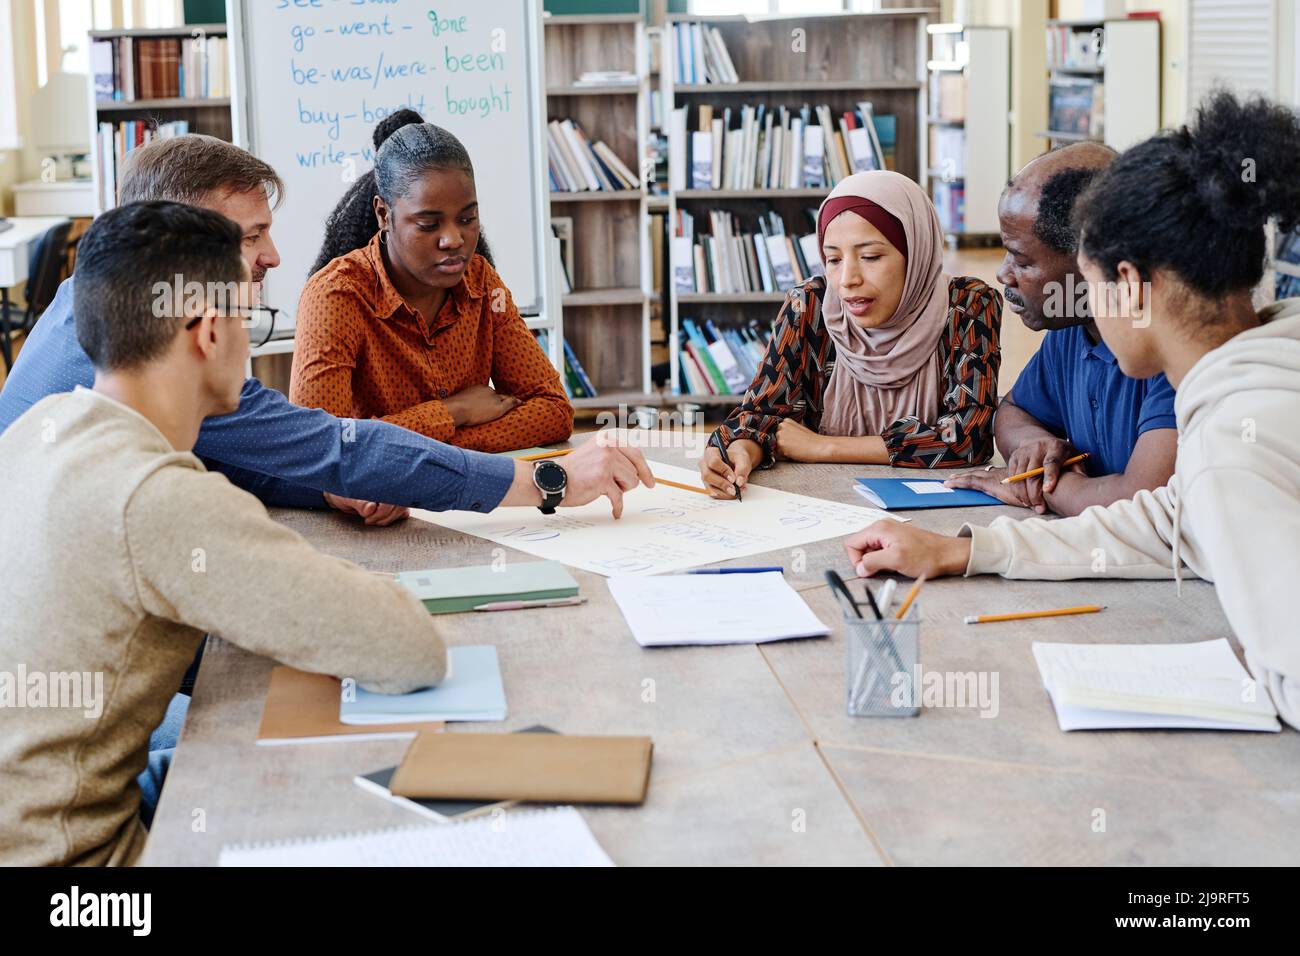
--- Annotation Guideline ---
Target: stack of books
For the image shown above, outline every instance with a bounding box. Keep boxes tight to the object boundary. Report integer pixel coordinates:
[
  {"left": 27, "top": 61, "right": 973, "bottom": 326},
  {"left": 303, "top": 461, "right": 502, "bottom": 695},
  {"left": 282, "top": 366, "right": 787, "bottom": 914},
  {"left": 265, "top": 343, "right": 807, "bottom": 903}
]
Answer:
[
  {"left": 547, "top": 119, "right": 640, "bottom": 193},
  {"left": 94, "top": 120, "right": 190, "bottom": 211},
  {"left": 90, "top": 35, "right": 230, "bottom": 101},
  {"left": 535, "top": 330, "right": 598, "bottom": 400},
  {"left": 669, "top": 102, "right": 888, "bottom": 192},
  {"left": 670, "top": 208, "right": 822, "bottom": 296},
  {"left": 670, "top": 22, "right": 739, "bottom": 84},
  {"left": 677, "top": 317, "right": 773, "bottom": 397}
]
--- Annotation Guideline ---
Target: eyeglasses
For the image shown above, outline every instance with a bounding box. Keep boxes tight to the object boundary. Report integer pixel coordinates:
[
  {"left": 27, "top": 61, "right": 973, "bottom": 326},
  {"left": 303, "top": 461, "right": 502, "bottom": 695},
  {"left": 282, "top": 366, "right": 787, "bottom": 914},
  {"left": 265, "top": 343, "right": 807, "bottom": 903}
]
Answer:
[{"left": 184, "top": 306, "right": 282, "bottom": 347}]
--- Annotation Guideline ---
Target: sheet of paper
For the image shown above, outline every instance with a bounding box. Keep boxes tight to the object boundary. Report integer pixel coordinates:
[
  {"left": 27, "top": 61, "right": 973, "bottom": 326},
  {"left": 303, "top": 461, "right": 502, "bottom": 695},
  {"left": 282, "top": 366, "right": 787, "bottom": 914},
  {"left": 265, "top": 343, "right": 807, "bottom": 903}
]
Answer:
[
  {"left": 218, "top": 807, "right": 613, "bottom": 867},
  {"left": 607, "top": 571, "right": 830, "bottom": 646},
  {"left": 901, "top": 481, "right": 955, "bottom": 495},
  {"left": 413, "top": 462, "right": 898, "bottom": 576}
]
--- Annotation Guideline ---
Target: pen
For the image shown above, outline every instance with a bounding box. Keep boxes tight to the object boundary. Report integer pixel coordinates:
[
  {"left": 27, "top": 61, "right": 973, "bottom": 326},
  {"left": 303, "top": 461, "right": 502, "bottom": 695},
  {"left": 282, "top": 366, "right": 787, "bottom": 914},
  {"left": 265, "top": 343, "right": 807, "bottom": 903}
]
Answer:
[
  {"left": 472, "top": 597, "right": 588, "bottom": 612},
  {"left": 716, "top": 442, "right": 742, "bottom": 502},
  {"left": 964, "top": 604, "right": 1104, "bottom": 625},
  {"left": 687, "top": 567, "right": 783, "bottom": 575},
  {"left": 1002, "top": 453, "right": 1089, "bottom": 485}
]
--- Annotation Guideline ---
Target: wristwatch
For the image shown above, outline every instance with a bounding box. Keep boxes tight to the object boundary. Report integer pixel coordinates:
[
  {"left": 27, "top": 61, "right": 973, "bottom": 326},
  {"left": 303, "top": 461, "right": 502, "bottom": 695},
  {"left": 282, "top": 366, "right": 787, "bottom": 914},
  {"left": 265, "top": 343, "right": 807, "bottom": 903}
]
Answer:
[{"left": 532, "top": 460, "right": 568, "bottom": 514}]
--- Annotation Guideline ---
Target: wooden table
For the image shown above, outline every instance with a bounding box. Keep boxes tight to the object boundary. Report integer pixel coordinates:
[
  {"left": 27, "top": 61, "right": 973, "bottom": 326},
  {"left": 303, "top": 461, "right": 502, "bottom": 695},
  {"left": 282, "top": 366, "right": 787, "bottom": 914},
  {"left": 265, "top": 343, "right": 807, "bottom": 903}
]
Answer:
[{"left": 142, "top": 445, "right": 1300, "bottom": 866}]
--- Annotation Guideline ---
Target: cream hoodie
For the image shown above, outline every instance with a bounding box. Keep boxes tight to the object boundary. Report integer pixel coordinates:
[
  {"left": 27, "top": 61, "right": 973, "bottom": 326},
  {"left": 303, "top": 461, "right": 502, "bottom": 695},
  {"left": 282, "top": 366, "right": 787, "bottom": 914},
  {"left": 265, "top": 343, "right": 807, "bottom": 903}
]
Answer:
[{"left": 963, "top": 299, "right": 1300, "bottom": 729}]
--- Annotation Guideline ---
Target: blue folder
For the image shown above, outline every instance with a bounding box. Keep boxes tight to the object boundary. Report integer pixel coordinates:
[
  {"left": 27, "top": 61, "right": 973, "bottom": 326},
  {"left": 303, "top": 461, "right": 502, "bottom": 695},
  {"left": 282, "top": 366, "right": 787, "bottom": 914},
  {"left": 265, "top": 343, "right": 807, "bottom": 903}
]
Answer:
[{"left": 854, "top": 477, "right": 1001, "bottom": 510}]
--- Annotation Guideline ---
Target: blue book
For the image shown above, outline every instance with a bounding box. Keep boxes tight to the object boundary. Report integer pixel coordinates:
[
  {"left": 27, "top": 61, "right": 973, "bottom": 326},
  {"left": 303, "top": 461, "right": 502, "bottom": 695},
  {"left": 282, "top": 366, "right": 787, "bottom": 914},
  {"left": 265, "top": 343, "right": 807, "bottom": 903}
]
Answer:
[
  {"left": 339, "top": 646, "right": 507, "bottom": 724},
  {"left": 854, "top": 477, "right": 1001, "bottom": 511}
]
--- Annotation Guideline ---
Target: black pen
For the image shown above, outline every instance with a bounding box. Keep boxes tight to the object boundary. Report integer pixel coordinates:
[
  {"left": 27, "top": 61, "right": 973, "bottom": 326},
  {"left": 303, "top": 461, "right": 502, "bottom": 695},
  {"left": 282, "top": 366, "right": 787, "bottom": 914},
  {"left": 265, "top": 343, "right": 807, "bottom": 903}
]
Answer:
[{"left": 717, "top": 442, "right": 742, "bottom": 502}]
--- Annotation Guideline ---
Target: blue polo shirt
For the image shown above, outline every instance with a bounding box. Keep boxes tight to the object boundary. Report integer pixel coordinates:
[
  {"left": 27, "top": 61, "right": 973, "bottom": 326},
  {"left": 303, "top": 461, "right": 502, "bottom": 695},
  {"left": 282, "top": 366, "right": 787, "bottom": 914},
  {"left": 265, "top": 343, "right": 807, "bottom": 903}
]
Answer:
[{"left": 1007, "top": 323, "right": 1176, "bottom": 476}]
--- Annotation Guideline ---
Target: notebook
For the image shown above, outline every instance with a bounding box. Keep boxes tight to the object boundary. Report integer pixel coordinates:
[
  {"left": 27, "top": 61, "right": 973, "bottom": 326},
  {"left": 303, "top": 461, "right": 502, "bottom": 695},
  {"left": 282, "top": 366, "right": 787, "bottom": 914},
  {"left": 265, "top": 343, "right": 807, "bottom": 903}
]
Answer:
[
  {"left": 854, "top": 477, "right": 1001, "bottom": 510},
  {"left": 353, "top": 725, "right": 556, "bottom": 822},
  {"left": 390, "top": 732, "right": 654, "bottom": 805},
  {"left": 1032, "top": 638, "right": 1281, "bottom": 732},
  {"left": 607, "top": 571, "right": 829, "bottom": 646},
  {"left": 256, "top": 666, "right": 444, "bottom": 745},
  {"left": 339, "top": 645, "right": 507, "bottom": 724},
  {"left": 217, "top": 807, "right": 614, "bottom": 866},
  {"left": 396, "top": 560, "right": 579, "bottom": 614}
]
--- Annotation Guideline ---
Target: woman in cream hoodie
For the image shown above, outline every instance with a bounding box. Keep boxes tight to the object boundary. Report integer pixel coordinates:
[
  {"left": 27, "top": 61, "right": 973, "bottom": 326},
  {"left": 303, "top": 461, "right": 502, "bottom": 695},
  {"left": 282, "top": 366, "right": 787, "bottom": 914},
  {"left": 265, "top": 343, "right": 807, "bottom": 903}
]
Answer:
[{"left": 842, "top": 90, "right": 1300, "bottom": 729}]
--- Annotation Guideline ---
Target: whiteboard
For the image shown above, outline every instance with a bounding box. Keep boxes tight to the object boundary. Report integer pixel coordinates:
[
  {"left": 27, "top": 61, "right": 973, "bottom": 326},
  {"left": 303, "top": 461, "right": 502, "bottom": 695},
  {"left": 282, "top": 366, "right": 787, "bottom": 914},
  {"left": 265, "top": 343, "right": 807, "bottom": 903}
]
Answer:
[{"left": 230, "top": 0, "right": 549, "bottom": 322}]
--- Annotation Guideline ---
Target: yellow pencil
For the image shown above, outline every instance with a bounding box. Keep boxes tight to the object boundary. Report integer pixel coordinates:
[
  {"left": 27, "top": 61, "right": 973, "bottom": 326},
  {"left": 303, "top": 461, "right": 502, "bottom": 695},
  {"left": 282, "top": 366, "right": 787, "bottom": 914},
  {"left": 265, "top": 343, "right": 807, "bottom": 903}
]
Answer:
[
  {"left": 654, "top": 476, "right": 711, "bottom": 495},
  {"left": 894, "top": 575, "right": 926, "bottom": 621},
  {"left": 517, "top": 448, "right": 574, "bottom": 462},
  {"left": 1001, "top": 453, "right": 1088, "bottom": 484},
  {"left": 963, "top": 604, "right": 1105, "bottom": 625}
]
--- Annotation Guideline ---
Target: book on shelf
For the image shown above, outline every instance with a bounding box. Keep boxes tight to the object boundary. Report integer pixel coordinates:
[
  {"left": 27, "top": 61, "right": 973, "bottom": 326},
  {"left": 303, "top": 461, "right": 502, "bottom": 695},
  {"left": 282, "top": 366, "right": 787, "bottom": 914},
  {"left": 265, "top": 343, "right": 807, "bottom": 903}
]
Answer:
[
  {"left": 95, "top": 119, "right": 191, "bottom": 211},
  {"left": 929, "top": 30, "right": 968, "bottom": 66},
  {"left": 91, "top": 34, "right": 229, "bottom": 101},
  {"left": 668, "top": 101, "right": 890, "bottom": 193},
  {"left": 677, "top": 318, "right": 773, "bottom": 397},
  {"left": 671, "top": 207, "right": 823, "bottom": 296},
  {"left": 928, "top": 125, "right": 965, "bottom": 180},
  {"left": 671, "top": 22, "right": 739, "bottom": 85},
  {"left": 1046, "top": 23, "right": 1104, "bottom": 71},
  {"left": 1049, "top": 78, "right": 1104, "bottom": 138},
  {"left": 547, "top": 119, "right": 639, "bottom": 194},
  {"left": 533, "top": 331, "right": 598, "bottom": 401},
  {"left": 930, "top": 71, "right": 966, "bottom": 122},
  {"left": 574, "top": 70, "right": 637, "bottom": 87},
  {"left": 932, "top": 179, "right": 965, "bottom": 234}
]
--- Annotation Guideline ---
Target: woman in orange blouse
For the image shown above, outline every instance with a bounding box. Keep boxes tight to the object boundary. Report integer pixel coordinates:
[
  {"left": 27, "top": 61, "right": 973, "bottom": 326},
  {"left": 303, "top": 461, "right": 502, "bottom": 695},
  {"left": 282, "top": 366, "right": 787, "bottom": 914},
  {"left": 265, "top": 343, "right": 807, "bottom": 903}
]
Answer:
[{"left": 291, "top": 111, "right": 572, "bottom": 453}]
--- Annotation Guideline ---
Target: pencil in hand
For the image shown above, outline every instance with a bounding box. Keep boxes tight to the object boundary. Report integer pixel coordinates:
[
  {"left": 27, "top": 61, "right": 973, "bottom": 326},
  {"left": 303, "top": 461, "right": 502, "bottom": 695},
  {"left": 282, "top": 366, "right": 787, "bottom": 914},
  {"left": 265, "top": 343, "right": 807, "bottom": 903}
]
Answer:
[{"left": 1001, "top": 453, "right": 1089, "bottom": 485}]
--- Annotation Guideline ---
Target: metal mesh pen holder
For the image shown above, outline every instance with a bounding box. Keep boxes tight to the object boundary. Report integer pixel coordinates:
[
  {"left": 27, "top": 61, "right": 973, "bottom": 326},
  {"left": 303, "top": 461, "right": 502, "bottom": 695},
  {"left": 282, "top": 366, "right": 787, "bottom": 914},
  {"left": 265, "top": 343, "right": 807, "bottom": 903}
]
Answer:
[{"left": 845, "top": 604, "right": 920, "bottom": 717}]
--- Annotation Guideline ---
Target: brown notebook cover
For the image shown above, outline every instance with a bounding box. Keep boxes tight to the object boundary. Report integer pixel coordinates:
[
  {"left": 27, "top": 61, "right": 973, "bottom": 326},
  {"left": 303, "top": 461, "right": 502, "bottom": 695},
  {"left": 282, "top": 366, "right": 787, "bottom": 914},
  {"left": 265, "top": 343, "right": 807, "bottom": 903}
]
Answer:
[
  {"left": 390, "top": 732, "right": 653, "bottom": 804},
  {"left": 256, "top": 666, "right": 444, "bottom": 743}
]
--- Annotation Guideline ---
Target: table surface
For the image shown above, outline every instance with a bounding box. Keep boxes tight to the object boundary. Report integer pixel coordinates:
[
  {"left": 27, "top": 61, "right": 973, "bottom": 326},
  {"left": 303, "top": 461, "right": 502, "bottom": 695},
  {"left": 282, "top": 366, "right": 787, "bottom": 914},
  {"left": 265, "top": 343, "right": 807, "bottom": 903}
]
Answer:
[{"left": 142, "top": 443, "right": 1300, "bottom": 866}]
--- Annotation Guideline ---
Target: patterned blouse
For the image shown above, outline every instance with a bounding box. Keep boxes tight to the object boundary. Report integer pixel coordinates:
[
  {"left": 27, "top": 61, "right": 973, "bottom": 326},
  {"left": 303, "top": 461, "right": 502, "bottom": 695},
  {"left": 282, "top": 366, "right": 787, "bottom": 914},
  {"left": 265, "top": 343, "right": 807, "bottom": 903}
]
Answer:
[{"left": 712, "top": 274, "right": 1002, "bottom": 469}]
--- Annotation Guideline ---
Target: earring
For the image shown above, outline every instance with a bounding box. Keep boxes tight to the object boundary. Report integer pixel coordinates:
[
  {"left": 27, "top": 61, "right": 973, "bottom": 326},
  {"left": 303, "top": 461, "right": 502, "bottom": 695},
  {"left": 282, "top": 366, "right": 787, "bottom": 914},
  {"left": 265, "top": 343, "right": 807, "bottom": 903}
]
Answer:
[{"left": 380, "top": 230, "right": 389, "bottom": 246}]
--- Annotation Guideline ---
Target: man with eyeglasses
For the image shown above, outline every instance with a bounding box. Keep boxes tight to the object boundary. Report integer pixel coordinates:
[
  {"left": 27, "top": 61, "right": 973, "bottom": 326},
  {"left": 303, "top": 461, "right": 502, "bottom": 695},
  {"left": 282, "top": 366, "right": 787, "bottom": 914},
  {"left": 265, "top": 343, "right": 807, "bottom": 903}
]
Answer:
[{"left": 0, "top": 202, "right": 458, "bottom": 865}]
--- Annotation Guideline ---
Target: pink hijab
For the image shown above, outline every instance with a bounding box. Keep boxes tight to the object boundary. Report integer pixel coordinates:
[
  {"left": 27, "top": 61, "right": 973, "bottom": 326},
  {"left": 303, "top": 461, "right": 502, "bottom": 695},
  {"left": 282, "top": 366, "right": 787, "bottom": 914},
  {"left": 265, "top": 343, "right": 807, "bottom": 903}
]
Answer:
[{"left": 816, "top": 171, "right": 950, "bottom": 438}]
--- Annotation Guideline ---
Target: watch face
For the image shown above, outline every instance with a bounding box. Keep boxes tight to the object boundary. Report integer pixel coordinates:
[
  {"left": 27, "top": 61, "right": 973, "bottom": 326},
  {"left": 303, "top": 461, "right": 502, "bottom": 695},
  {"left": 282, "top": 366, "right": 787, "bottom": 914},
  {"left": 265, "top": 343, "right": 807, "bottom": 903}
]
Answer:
[{"left": 535, "top": 460, "right": 567, "bottom": 494}]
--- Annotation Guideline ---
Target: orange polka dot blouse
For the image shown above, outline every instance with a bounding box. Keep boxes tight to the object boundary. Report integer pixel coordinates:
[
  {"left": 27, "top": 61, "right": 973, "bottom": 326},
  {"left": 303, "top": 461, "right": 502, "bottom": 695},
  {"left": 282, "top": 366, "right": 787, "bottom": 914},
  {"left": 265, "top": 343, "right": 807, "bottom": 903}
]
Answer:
[{"left": 290, "top": 232, "right": 573, "bottom": 453}]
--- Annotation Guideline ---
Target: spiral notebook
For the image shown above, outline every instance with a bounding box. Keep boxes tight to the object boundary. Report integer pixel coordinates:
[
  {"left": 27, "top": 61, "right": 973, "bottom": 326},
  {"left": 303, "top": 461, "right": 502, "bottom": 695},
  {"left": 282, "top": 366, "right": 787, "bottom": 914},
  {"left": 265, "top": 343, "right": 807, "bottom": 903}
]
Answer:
[{"left": 217, "top": 807, "right": 613, "bottom": 867}]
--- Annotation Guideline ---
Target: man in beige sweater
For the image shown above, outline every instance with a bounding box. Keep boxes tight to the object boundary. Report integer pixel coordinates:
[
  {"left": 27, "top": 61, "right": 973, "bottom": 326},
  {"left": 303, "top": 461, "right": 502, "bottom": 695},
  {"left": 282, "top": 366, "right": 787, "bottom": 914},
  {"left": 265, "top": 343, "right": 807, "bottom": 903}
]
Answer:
[{"left": 0, "top": 202, "right": 455, "bottom": 866}]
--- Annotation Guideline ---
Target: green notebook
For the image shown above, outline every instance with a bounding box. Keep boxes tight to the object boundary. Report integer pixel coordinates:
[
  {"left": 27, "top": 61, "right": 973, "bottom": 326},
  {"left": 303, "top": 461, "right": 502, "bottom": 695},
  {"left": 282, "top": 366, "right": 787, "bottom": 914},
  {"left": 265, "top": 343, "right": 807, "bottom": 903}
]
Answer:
[{"left": 396, "top": 560, "right": 580, "bottom": 614}]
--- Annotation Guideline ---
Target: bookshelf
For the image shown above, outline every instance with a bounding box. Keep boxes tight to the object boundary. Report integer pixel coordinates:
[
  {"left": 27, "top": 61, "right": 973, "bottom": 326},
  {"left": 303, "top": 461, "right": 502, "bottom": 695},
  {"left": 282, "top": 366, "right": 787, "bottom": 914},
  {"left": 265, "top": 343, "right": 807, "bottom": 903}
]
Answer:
[
  {"left": 663, "top": 10, "right": 929, "bottom": 403},
  {"left": 926, "top": 24, "right": 1010, "bottom": 240},
  {"left": 1039, "top": 17, "right": 1160, "bottom": 152},
  {"left": 86, "top": 24, "right": 233, "bottom": 215},
  {"left": 544, "top": 14, "right": 654, "bottom": 410}
]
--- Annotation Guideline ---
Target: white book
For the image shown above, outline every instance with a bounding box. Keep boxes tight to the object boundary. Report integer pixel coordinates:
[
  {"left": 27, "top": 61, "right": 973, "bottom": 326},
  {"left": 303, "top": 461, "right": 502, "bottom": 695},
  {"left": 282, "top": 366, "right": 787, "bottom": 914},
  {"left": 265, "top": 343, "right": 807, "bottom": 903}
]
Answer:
[
  {"left": 802, "top": 124, "right": 825, "bottom": 188},
  {"left": 562, "top": 121, "right": 606, "bottom": 191},
  {"left": 668, "top": 107, "right": 688, "bottom": 192},
  {"left": 219, "top": 807, "right": 614, "bottom": 867},
  {"left": 787, "top": 119, "right": 804, "bottom": 189},
  {"left": 768, "top": 124, "right": 783, "bottom": 189},
  {"left": 710, "top": 26, "right": 740, "bottom": 83},
  {"left": 798, "top": 234, "right": 825, "bottom": 278},
  {"left": 847, "top": 127, "right": 878, "bottom": 172},
  {"left": 1032, "top": 638, "right": 1281, "bottom": 732},
  {"left": 765, "top": 234, "right": 797, "bottom": 290},
  {"left": 593, "top": 141, "right": 639, "bottom": 189},
  {"left": 758, "top": 111, "right": 774, "bottom": 189},
  {"left": 710, "top": 118, "right": 723, "bottom": 190},
  {"left": 546, "top": 123, "right": 578, "bottom": 191},
  {"left": 707, "top": 338, "right": 749, "bottom": 392},
  {"left": 754, "top": 234, "right": 774, "bottom": 292},
  {"left": 691, "top": 23, "right": 707, "bottom": 84},
  {"left": 858, "top": 101, "right": 887, "bottom": 172},
  {"left": 690, "top": 131, "right": 713, "bottom": 190},
  {"left": 671, "top": 235, "right": 696, "bottom": 292}
]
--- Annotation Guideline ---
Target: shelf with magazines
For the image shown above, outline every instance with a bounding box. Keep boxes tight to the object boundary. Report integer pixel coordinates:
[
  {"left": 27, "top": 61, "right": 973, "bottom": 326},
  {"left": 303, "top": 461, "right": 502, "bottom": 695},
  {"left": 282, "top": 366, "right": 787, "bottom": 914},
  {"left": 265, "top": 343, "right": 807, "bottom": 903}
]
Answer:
[
  {"left": 662, "top": 10, "right": 927, "bottom": 404},
  {"left": 86, "top": 25, "right": 233, "bottom": 215},
  {"left": 544, "top": 14, "right": 653, "bottom": 410},
  {"left": 926, "top": 24, "right": 1010, "bottom": 241}
]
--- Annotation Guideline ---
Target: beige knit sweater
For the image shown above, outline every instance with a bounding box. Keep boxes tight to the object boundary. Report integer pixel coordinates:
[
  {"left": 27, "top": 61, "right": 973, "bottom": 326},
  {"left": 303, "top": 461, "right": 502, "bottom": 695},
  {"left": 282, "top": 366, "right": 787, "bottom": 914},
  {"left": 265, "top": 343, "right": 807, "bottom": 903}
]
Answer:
[{"left": 0, "top": 388, "right": 447, "bottom": 866}]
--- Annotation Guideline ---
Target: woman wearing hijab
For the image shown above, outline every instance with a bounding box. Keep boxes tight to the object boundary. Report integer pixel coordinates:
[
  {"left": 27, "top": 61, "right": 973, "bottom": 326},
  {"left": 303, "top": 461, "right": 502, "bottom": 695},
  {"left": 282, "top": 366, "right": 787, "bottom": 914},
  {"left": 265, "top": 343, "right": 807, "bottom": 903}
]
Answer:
[{"left": 699, "top": 170, "right": 1003, "bottom": 498}]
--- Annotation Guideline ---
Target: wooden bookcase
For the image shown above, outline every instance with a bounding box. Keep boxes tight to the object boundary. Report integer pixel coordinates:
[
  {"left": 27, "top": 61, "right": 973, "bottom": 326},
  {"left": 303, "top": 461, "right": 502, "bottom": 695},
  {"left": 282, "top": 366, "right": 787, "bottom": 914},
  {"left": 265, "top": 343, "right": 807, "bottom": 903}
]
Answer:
[
  {"left": 1039, "top": 17, "right": 1160, "bottom": 152},
  {"left": 86, "top": 24, "right": 233, "bottom": 215},
  {"left": 543, "top": 14, "right": 654, "bottom": 410},
  {"left": 662, "top": 10, "right": 929, "bottom": 405},
  {"left": 926, "top": 24, "right": 1010, "bottom": 240}
]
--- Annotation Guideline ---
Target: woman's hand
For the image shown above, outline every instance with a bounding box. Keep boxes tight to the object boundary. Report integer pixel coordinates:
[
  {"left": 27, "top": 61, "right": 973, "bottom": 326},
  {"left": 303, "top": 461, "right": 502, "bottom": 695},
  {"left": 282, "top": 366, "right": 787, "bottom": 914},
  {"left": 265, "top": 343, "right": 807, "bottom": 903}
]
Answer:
[
  {"left": 443, "top": 384, "right": 521, "bottom": 428},
  {"left": 699, "top": 438, "right": 761, "bottom": 499},
  {"left": 775, "top": 418, "right": 831, "bottom": 462}
]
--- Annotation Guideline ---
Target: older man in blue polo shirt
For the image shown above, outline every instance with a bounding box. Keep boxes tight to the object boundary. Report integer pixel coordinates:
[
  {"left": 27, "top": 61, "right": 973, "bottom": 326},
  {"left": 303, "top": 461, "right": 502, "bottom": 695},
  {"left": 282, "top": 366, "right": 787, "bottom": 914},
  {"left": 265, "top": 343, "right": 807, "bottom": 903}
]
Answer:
[{"left": 947, "top": 143, "right": 1177, "bottom": 516}]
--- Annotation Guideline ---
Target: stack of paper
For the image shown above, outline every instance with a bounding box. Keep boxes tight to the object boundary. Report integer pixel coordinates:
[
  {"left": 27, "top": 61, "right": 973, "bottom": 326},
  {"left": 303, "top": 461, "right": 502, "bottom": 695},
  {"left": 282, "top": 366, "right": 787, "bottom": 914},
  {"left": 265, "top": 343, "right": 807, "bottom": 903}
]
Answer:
[
  {"left": 607, "top": 571, "right": 829, "bottom": 646},
  {"left": 1032, "top": 639, "right": 1281, "bottom": 732},
  {"left": 340, "top": 646, "right": 507, "bottom": 724}
]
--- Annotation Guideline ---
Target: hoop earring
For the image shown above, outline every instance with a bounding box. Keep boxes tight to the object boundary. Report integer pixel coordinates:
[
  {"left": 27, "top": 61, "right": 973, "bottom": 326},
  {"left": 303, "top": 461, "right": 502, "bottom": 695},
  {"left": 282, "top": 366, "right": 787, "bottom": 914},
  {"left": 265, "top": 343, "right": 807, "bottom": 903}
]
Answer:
[{"left": 379, "top": 230, "right": 389, "bottom": 246}]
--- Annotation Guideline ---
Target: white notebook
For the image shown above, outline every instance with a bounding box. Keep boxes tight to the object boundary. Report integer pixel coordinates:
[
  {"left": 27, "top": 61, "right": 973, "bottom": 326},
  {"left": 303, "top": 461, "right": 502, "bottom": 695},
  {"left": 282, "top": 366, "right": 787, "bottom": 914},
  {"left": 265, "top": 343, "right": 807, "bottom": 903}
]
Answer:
[
  {"left": 217, "top": 807, "right": 613, "bottom": 867},
  {"left": 339, "top": 645, "right": 506, "bottom": 725},
  {"left": 607, "top": 571, "right": 829, "bottom": 647},
  {"left": 1032, "top": 638, "right": 1281, "bottom": 732}
]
